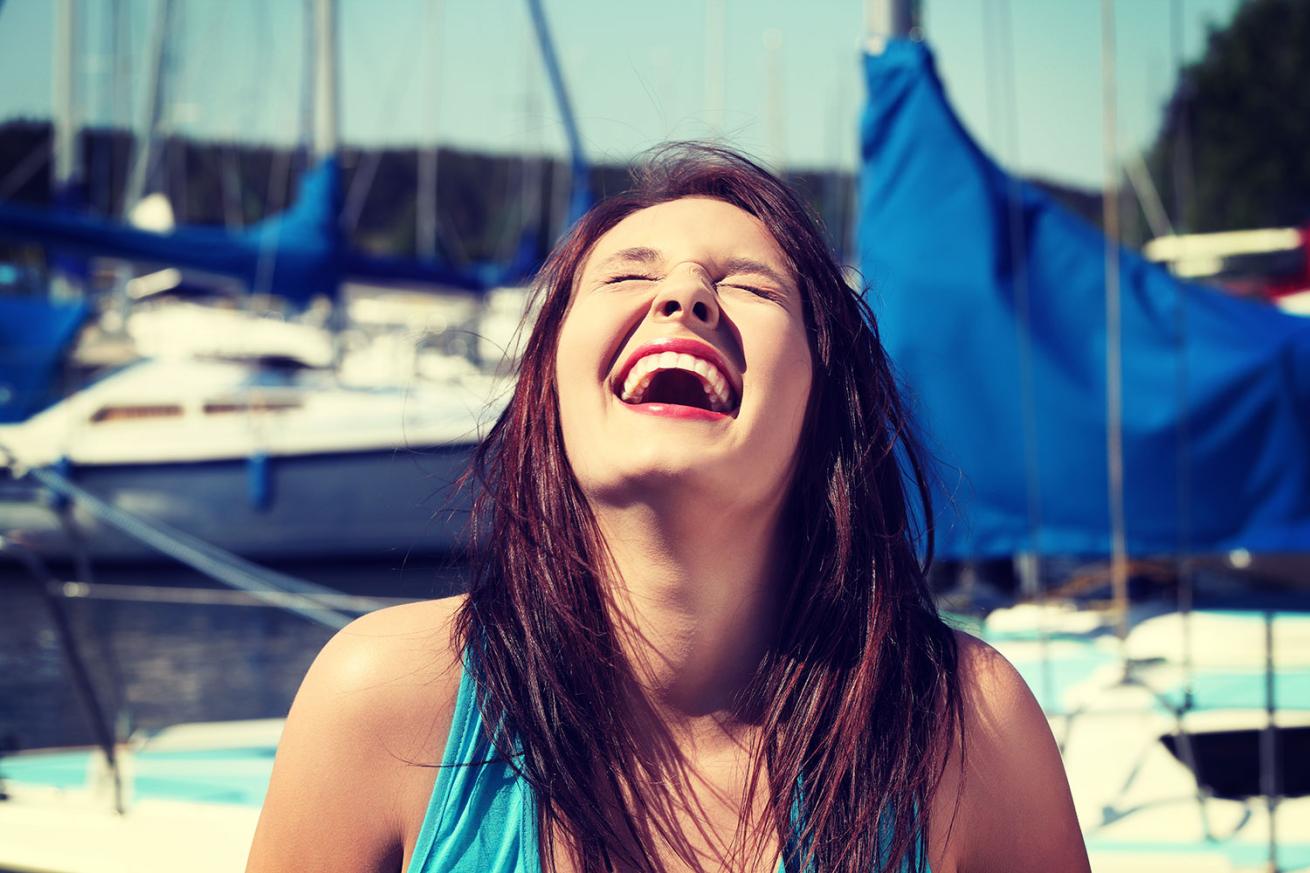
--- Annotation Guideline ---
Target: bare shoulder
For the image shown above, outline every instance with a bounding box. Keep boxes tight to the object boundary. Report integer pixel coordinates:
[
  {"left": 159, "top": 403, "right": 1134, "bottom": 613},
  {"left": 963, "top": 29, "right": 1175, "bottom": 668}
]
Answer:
[
  {"left": 288, "top": 595, "right": 466, "bottom": 754},
  {"left": 930, "top": 629, "right": 1090, "bottom": 873},
  {"left": 246, "top": 595, "right": 467, "bottom": 873},
  {"left": 310, "top": 595, "right": 466, "bottom": 699},
  {"left": 952, "top": 628, "right": 1041, "bottom": 715}
]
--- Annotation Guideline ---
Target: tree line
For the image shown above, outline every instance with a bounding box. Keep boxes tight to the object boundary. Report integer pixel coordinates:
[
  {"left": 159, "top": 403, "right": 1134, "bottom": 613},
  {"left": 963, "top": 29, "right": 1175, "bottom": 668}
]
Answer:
[{"left": 0, "top": 121, "right": 858, "bottom": 272}]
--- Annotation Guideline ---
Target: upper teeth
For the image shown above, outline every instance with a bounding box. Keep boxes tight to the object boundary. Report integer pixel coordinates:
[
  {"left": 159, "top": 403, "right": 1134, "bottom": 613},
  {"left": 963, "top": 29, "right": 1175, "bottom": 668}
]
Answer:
[{"left": 618, "top": 351, "right": 734, "bottom": 412}]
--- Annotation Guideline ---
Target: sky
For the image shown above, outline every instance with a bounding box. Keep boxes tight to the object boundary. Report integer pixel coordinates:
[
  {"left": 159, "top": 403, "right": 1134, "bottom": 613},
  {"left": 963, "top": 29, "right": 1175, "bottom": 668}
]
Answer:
[{"left": 0, "top": 0, "right": 1243, "bottom": 189}]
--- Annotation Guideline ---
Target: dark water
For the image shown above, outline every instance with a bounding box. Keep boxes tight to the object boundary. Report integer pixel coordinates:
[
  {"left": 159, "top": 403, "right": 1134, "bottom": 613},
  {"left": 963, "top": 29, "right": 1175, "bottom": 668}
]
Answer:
[
  {"left": 5, "top": 548, "right": 1303, "bottom": 755},
  {"left": 0, "top": 555, "right": 468, "bottom": 752}
]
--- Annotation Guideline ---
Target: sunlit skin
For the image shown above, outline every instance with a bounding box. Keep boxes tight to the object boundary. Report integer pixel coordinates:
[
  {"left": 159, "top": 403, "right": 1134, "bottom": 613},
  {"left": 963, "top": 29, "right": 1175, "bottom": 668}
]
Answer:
[{"left": 556, "top": 198, "right": 812, "bottom": 734}]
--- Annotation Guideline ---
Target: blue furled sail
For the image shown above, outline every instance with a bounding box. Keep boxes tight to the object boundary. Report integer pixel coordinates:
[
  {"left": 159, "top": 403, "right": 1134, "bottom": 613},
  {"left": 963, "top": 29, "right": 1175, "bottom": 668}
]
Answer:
[
  {"left": 858, "top": 39, "right": 1310, "bottom": 558},
  {"left": 0, "top": 295, "right": 89, "bottom": 422},
  {"left": 0, "top": 159, "right": 518, "bottom": 303}
]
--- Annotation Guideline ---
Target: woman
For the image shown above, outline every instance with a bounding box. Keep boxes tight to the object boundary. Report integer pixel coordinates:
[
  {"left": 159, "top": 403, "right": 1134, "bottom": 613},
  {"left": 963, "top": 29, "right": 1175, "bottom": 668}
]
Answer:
[{"left": 246, "top": 145, "right": 1089, "bottom": 873}]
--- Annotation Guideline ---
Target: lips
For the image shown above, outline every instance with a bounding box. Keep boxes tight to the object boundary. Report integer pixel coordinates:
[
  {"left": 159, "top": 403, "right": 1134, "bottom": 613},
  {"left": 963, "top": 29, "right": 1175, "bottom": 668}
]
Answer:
[{"left": 611, "top": 337, "right": 739, "bottom": 415}]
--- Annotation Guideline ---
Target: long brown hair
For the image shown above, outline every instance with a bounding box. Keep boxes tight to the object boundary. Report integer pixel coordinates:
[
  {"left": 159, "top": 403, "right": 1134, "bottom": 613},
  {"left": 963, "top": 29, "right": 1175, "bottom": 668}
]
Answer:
[{"left": 457, "top": 143, "right": 961, "bottom": 873}]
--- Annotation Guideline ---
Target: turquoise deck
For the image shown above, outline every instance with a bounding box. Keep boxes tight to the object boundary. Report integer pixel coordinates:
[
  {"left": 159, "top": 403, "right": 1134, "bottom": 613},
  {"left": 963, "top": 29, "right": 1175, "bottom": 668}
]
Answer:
[{"left": 1, "top": 745, "right": 275, "bottom": 807}]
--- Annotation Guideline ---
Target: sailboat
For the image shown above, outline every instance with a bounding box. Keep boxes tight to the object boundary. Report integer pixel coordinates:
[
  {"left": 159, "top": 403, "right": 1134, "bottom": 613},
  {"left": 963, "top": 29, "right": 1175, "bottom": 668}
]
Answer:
[
  {"left": 861, "top": 0, "right": 1310, "bottom": 869},
  {"left": 0, "top": 0, "right": 588, "bottom": 563}
]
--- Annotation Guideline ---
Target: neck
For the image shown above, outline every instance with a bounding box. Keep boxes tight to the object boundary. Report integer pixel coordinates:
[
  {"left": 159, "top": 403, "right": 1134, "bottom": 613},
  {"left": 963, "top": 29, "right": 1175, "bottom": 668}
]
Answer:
[{"left": 594, "top": 490, "right": 789, "bottom": 738}]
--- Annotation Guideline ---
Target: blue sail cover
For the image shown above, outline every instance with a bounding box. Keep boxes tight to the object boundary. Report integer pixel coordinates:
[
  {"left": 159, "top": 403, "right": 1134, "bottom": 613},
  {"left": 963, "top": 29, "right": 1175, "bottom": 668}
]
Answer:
[
  {"left": 0, "top": 296, "right": 89, "bottom": 422},
  {"left": 0, "top": 160, "right": 346, "bottom": 303},
  {"left": 0, "top": 159, "right": 530, "bottom": 303},
  {"left": 858, "top": 40, "right": 1310, "bottom": 557}
]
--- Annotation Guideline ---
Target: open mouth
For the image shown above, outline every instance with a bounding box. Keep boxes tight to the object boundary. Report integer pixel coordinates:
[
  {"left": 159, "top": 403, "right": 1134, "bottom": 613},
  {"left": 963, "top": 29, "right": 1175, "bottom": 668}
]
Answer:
[{"left": 615, "top": 349, "right": 738, "bottom": 414}]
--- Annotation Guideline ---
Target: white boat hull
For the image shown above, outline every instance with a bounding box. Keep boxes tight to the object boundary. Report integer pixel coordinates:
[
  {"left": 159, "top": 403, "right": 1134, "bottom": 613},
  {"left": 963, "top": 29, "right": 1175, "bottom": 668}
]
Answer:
[{"left": 1, "top": 444, "right": 477, "bottom": 562}]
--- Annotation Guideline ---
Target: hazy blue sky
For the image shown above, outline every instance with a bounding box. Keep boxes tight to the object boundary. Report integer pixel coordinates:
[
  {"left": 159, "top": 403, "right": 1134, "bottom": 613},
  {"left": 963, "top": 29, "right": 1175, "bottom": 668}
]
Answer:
[{"left": 1, "top": 0, "right": 1242, "bottom": 188}]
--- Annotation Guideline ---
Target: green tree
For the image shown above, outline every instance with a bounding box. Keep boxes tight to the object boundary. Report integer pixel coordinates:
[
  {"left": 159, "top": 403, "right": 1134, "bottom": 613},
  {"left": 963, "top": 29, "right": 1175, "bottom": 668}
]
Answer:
[{"left": 1151, "top": 0, "right": 1310, "bottom": 232}]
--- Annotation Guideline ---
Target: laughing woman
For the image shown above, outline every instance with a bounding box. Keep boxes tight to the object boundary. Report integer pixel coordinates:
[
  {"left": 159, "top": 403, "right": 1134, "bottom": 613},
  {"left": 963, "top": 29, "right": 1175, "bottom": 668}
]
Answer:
[{"left": 246, "top": 145, "right": 1089, "bottom": 873}]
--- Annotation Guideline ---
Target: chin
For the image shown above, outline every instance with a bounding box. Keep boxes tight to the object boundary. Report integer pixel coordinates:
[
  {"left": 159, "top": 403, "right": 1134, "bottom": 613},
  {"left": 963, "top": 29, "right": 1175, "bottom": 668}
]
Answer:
[{"left": 582, "top": 451, "right": 733, "bottom": 506}]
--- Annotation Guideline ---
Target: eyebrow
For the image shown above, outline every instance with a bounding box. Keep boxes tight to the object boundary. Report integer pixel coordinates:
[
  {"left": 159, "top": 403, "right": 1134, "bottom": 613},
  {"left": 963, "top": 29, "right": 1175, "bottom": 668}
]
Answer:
[
  {"left": 594, "top": 248, "right": 795, "bottom": 291},
  {"left": 594, "top": 247, "right": 662, "bottom": 270}
]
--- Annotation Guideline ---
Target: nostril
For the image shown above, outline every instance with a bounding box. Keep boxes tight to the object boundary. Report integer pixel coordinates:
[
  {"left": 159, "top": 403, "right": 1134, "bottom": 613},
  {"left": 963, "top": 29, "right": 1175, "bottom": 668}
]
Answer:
[
  {"left": 692, "top": 301, "right": 709, "bottom": 321},
  {"left": 661, "top": 300, "right": 681, "bottom": 317}
]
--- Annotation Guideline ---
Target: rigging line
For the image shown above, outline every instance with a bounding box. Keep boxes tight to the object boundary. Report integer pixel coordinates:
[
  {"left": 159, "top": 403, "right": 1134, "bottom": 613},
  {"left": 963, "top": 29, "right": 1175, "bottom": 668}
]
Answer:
[
  {"left": 54, "top": 502, "right": 132, "bottom": 751},
  {"left": 253, "top": 112, "right": 294, "bottom": 296},
  {"left": 525, "top": 0, "right": 591, "bottom": 222},
  {"left": 417, "top": 0, "right": 442, "bottom": 262},
  {"left": 987, "top": 0, "right": 1051, "bottom": 713},
  {"left": 499, "top": 9, "right": 546, "bottom": 267},
  {"left": 1169, "top": 0, "right": 1197, "bottom": 719},
  {"left": 1261, "top": 611, "right": 1280, "bottom": 871},
  {"left": 1100, "top": 0, "right": 1130, "bottom": 660},
  {"left": 250, "top": 0, "right": 292, "bottom": 302},
  {"left": 1, "top": 540, "right": 126, "bottom": 814},
  {"left": 166, "top": 1, "right": 187, "bottom": 224},
  {"left": 1123, "top": 152, "right": 1174, "bottom": 241},
  {"left": 1169, "top": 0, "right": 1195, "bottom": 237},
  {"left": 23, "top": 466, "right": 377, "bottom": 629},
  {"left": 340, "top": 31, "right": 416, "bottom": 235},
  {"left": 110, "top": 0, "right": 130, "bottom": 217},
  {"left": 209, "top": 1, "right": 244, "bottom": 232},
  {"left": 93, "top": 7, "right": 113, "bottom": 215},
  {"left": 0, "top": 142, "right": 51, "bottom": 201},
  {"left": 301, "top": 0, "right": 315, "bottom": 157},
  {"left": 341, "top": 148, "right": 382, "bottom": 234},
  {"left": 122, "top": 0, "right": 174, "bottom": 219},
  {"left": 51, "top": 580, "right": 414, "bottom": 611}
]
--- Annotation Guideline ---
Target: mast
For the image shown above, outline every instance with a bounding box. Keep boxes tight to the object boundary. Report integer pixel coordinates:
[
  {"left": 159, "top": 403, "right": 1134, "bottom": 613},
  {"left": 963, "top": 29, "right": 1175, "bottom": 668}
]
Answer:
[
  {"left": 865, "top": 0, "right": 913, "bottom": 52},
  {"left": 122, "top": 0, "right": 173, "bottom": 216},
  {"left": 52, "top": 0, "right": 79, "bottom": 195},
  {"left": 300, "top": 0, "right": 315, "bottom": 158},
  {"left": 51, "top": 0, "right": 80, "bottom": 298},
  {"left": 1100, "top": 0, "right": 1130, "bottom": 654},
  {"left": 526, "top": 0, "right": 590, "bottom": 225},
  {"left": 417, "top": 0, "right": 442, "bottom": 261},
  {"left": 108, "top": 0, "right": 175, "bottom": 329},
  {"left": 313, "top": 0, "right": 339, "bottom": 160}
]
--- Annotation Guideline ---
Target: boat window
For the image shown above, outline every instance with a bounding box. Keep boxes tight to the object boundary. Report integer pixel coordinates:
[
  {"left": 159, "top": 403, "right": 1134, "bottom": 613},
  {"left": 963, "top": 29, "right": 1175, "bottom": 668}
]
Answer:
[
  {"left": 203, "top": 399, "right": 303, "bottom": 415},
  {"left": 91, "top": 404, "right": 184, "bottom": 423}
]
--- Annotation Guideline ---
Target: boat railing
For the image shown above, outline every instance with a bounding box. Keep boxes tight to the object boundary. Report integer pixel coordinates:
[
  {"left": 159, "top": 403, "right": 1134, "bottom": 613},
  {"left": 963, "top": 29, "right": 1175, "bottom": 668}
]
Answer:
[{"left": 1007, "top": 586, "right": 1289, "bottom": 870}]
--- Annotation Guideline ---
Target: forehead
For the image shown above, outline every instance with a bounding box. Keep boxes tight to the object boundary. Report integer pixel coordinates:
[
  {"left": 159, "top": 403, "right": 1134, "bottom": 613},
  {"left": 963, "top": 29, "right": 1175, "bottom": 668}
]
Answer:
[{"left": 582, "top": 197, "right": 793, "bottom": 278}]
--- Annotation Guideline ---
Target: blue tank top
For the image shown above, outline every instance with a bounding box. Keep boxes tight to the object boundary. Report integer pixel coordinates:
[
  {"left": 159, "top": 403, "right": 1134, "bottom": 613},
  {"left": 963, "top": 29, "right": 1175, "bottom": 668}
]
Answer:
[{"left": 405, "top": 661, "right": 927, "bottom": 873}]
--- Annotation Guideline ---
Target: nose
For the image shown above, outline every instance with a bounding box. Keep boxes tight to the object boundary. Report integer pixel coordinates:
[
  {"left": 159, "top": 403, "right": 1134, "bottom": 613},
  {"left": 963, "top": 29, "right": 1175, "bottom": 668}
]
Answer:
[{"left": 649, "top": 264, "right": 720, "bottom": 329}]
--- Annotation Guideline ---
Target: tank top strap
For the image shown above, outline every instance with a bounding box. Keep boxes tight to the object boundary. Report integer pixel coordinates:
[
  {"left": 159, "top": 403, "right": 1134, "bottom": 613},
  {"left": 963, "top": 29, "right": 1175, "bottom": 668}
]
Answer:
[{"left": 405, "top": 654, "right": 538, "bottom": 873}]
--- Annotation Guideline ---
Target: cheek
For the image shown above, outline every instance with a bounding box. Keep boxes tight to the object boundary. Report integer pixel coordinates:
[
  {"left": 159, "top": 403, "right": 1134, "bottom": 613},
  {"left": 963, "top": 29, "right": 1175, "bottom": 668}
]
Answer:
[
  {"left": 746, "top": 313, "right": 813, "bottom": 412},
  {"left": 761, "top": 322, "right": 814, "bottom": 452},
  {"left": 554, "top": 349, "right": 591, "bottom": 452},
  {"left": 553, "top": 304, "right": 619, "bottom": 467}
]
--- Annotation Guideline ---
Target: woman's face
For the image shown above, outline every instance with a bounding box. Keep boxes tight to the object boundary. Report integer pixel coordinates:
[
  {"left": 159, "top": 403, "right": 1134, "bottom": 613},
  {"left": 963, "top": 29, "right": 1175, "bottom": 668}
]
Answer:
[{"left": 555, "top": 196, "right": 813, "bottom": 513}]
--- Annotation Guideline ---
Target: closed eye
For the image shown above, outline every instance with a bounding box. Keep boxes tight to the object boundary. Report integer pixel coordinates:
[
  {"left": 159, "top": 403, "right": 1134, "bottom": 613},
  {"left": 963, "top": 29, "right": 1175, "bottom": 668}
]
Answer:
[
  {"left": 718, "top": 281, "right": 784, "bottom": 303},
  {"left": 604, "top": 273, "right": 657, "bottom": 285}
]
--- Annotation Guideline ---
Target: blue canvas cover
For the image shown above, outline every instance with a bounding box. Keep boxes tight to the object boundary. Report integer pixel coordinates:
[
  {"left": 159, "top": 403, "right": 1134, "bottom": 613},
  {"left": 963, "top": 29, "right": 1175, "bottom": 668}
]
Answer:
[
  {"left": 0, "top": 159, "right": 550, "bottom": 303},
  {"left": 0, "top": 295, "right": 89, "bottom": 422},
  {"left": 858, "top": 39, "right": 1310, "bottom": 558}
]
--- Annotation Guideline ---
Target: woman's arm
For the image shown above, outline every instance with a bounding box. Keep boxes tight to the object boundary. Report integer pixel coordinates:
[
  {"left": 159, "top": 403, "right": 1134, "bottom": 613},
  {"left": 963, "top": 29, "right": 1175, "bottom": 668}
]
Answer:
[
  {"left": 245, "top": 596, "right": 465, "bottom": 873},
  {"left": 945, "top": 631, "right": 1091, "bottom": 873}
]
